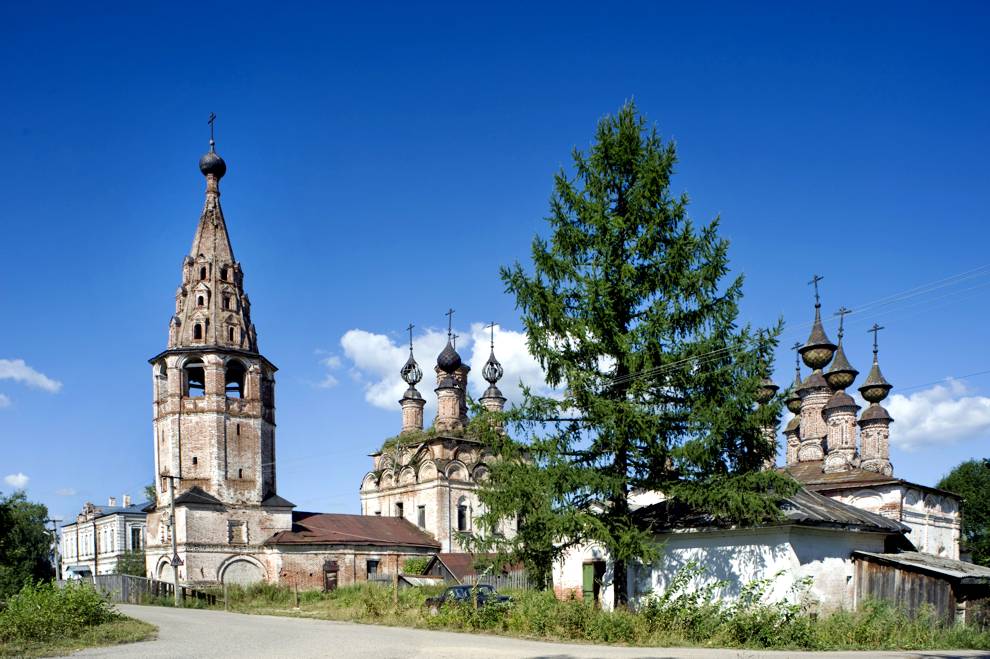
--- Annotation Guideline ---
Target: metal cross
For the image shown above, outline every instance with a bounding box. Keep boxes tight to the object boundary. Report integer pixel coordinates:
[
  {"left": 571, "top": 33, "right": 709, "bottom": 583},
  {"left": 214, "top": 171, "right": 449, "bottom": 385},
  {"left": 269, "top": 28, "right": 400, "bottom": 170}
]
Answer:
[
  {"left": 406, "top": 323, "right": 415, "bottom": 352},
  {"left": 445, "top": 308, "right": 455, "bottom": 338},
  {"left": 451, "top": 333, "right": 459, "bottom": 350},
  {"left": 208, "top": 112, "right": 216, "bottom": 146},
  {"left": 868, "top": 323, "right": 884, "bottom": 355},
  {"left": 485, "top": 321, "right": 497, "bottom": 349},
  {"left": 834, "top": 306, "right": 852, "bottom": 340},
  {"left": 808, "top": 274, "right": 824, "bottom": 306},
  {"left": 791, "top": 341, "right": 802, "bottom": 372}
]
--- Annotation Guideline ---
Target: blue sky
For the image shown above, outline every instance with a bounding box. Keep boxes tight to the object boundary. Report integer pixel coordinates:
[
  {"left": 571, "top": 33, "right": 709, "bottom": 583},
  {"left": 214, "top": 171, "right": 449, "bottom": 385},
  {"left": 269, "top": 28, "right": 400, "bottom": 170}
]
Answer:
[{"left": 1, "top": 2, "right": 989, "bottom": 523}]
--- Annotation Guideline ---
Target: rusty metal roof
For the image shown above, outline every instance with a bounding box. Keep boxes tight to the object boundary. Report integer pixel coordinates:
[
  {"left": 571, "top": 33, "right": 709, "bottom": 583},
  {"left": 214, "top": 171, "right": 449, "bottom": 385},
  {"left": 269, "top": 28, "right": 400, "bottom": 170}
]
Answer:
[
  {"left": 635, "top": 486, "right": 907, "bottom": 534},
  {"left": 174, "top": 486, "right": 223, "bottom": 507},
  {"left": 265, "top": 512, "right": 440, "bottom": 549},
  {"left": 781, "top": 461, "right": 959, "bottom": 498},
  {"left": 854, "top": 551, "right": 990, "bottom": 585},
  {"left": 427, "top": 553, "right": 524, "bottom": 583}
]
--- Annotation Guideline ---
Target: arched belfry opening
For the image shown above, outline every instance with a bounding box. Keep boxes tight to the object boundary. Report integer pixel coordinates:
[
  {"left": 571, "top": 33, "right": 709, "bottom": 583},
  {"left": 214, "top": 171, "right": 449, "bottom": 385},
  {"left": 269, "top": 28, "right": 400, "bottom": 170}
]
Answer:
[
  {"left": 184, "top": 360, "right": 206, "bottom": 397},
  {"left": 225, "top": 360, "right": 247, "bottom": 399}
]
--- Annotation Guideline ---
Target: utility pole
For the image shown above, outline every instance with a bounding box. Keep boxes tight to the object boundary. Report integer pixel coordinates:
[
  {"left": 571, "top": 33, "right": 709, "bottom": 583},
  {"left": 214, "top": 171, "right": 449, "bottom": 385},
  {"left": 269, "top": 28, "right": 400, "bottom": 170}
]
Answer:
[
  {"left": 45, "top": 518, "right": 63, "bottom": 581},
  {"left": 167, "top": 476, "right": 182, "bottom": 607}
]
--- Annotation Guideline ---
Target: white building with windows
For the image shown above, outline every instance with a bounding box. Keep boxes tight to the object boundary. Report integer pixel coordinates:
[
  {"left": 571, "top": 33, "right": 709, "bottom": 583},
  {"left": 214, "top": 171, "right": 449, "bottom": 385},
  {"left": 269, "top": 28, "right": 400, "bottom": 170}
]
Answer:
[{"left": 61, "top": 496, "right": 148, "bottom": 578}]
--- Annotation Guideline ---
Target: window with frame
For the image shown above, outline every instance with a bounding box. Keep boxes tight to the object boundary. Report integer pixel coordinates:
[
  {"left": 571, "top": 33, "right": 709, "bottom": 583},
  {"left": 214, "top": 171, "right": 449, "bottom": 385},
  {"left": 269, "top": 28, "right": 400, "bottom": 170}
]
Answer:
[
  {"left": 366, "top": 559, "right": 380, "bottom": 578},
  {"left": 394, "top": 502, "right": 404, "bottom": 518},
  {"left": 417, "top": 505, "right": 426, "bottom": 528},
  {"left": 131, "top": 526, "right": 143, "bottom": 550},
  {"left": 457, "top": 502, "right": 469, "bottom": 532}
]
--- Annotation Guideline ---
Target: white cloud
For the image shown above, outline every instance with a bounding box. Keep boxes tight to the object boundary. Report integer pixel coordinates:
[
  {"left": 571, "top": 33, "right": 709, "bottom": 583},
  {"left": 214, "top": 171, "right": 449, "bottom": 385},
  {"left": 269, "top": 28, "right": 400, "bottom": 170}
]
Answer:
[
  {"left": 887, "top": 379, "right": 990, "bottom": 451},
  {"left": 55, "top": 487, "right": 77, "bottom": 497},
  {"left": 340, "top": 328, "right": 450, "bottom": 412},
  {"left": 0, "top": 393, "right": 10, "bottom": 408},
  {"left": 0, "top": 359, "right": 62, "bottom": 393},
  {"left": 4, "top": 473, "right": 29, "bottom": 490},
  {"left": 316, "top": 355, "right": 343, "bottom": 388}
]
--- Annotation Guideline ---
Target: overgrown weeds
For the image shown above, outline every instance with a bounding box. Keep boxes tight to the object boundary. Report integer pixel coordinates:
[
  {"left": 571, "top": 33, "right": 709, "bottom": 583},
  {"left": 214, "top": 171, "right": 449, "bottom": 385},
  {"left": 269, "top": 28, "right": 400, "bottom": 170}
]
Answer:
[
  {"left": 0, "top": 582, "right": 156, "bottom": 657},
  {"left": 214, "top": 565, "right": 990, "bottom": 650}
]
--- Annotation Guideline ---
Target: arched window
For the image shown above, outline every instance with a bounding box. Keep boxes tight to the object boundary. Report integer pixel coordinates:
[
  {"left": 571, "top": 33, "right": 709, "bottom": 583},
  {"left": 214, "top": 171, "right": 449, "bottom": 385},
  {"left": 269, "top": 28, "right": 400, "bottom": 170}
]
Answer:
[
  {"left": 200, "top": 266, "right": 207, "bottom": 280},
  {"left": 220, "top": 266, "right": 228, "bottom": 281},
  {"left": 197, "top": 295, "right": 205, "bottom": 307},
  {"left": 194, "top": 324, "right": 203, "bottom": 340},
  {"left": 184, "top": 361, "right": 205, "bottom": 397},
  {"left": 457, "top": 500, "right": 469, "bottom": 532},
  {"left": 225, "top": 360, "right": 247, "bottom": 399}
]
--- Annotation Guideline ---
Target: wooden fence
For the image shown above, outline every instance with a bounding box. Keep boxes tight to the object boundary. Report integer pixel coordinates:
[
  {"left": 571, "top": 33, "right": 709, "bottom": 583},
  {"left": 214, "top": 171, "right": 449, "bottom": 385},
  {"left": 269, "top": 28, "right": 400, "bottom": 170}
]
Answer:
[{"left": 58, "top": 575, "right": 217, "bottom": 605}]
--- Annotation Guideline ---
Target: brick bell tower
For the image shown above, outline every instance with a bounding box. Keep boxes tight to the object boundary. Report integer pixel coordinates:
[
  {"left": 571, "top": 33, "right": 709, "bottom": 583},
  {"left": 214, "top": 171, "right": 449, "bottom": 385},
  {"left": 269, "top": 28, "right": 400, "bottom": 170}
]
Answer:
[{"left": 145, "top": 126, "right": 292, "bottom": 587}]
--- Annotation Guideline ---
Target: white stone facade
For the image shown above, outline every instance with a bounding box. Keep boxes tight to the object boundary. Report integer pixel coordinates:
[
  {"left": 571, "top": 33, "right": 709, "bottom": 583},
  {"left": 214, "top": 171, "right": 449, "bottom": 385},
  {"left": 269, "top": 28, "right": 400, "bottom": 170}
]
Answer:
[{"left": 61, "top": 500, "right": 146, "bottom": 577}]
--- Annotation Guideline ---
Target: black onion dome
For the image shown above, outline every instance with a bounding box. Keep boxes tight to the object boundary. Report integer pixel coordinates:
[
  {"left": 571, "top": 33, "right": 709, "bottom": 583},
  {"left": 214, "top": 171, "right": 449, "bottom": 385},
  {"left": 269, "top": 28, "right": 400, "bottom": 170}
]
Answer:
[
  {"left": 799, "top": 306, "right": 837, "bottom": 370},
  {"left": 437, "top": 340, "right": 462, "bottom": 374},
  {"left": 401, "top": 384, "right": 423, "bottom": 401},
  {"left": 199, "top": 149, "right": 227, "bottom": 179},
  {"left": 784, "top": 416, "right": 801, "bottom": 434},
  {"left": 400, "top": 353, "right": 423, "bottom": 386},
  {"left": 480, "top": 383, "right": 505, "bottom": 401},
  {"left": 825, "top": 340, "right": 858, "bottom": 391}
]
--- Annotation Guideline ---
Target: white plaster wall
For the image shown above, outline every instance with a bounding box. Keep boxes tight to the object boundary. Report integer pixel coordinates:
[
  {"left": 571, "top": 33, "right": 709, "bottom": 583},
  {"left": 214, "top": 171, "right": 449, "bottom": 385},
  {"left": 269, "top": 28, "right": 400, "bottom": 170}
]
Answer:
[{"left": 553, "top": 542, "right": 615, "bottom": 610}]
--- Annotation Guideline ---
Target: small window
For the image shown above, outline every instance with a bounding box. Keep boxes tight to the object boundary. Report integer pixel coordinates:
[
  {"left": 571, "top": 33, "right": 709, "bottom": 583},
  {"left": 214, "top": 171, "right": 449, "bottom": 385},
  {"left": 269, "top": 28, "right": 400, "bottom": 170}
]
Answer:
[
  {"left": 222, "top": 295, "right": 231, "bottom": 310},
  {"left": 228, "top": 327, "right": 235, "bottom": 341},
  {"left": 374, "top": 510, "right": 381, "bottom": 516},
  {"left": 131, "top": 527, "right": 143, "bottom": 550},
  {"left": 395, "top": 502, "right": 404, "bottom": 518},
  {"left": 236, "top": 424, "right": 240, "bottom": 436},
  {"left": 457, "top": 503, "right": 468, "bottom": 532},
  {"left": 417, "top": 505, "right": 426, "bottom": 528},
  {"left": 200, "top": 266, "right": 207, "bottom": 280},
  {"left": 192, "top": 456, "right": 198, "bottom": 466},
  {"left": 197, "top": 295, "right": 205, "bottom": 307},
  {"left": 220, "top": 266, "right": 228, "bottom": 281},
  {"left": 193, "top": 324, "right": 203, "bottom": 340},
  {"left": 238, "top": 468, "right": 243, "bottom": 479},
  {"left": 366, "top": 559, "right": 380, "bottom": 577}
]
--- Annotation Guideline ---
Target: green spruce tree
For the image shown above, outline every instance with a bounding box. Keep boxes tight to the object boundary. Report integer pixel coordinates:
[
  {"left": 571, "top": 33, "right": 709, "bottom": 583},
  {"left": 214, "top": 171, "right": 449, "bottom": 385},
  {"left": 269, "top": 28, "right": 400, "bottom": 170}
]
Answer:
[{"left": 497, "top": 101, "right": 795, "bottom": 605}]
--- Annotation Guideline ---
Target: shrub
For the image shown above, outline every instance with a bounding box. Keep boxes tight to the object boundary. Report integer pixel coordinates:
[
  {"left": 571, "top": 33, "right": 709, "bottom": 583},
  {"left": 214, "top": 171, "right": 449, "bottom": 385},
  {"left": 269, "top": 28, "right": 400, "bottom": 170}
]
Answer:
[
  {"left": 0, "top": 582, "right": 119, "bottom": 642},
  {"left": 402, "top": 557, "right": 430, "bottom": 575}
]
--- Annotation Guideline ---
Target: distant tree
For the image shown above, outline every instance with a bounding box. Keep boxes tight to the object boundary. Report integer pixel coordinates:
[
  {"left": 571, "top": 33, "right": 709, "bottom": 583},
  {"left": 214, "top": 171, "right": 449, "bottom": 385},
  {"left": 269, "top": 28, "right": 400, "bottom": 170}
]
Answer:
[
  {"left": 494, "top": 101, "right": 794, "bottom": 605},
  {"left": 113, "top": 550, "right": 147, "bottom": 577},
  {"left": 0, "top": 491, "right": 54, "bottom": 598},
  {"left": 937, "top": 459, "right": 990, "bottom": 566},
  {"left": 144, "top": 483, "right": 157, "bottom": 503}
]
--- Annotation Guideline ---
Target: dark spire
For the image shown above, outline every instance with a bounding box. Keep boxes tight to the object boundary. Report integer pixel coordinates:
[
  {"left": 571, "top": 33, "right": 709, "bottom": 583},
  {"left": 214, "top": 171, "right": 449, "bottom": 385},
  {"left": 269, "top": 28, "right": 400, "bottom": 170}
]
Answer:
[
  {"left": 825, "top": 306, "right": 858, "bottom": 391},
  {"left": 482, "top": 322, "right": 504, "bottom": 386},
  {"left": 785, "top": 341, "right": 803, "bottom": 413},
  {"left": 860, "top": 323, "right": 892, "bottom": 404},
  {"left": 799, "top": 275, "right": 836, "bottom": 370}
]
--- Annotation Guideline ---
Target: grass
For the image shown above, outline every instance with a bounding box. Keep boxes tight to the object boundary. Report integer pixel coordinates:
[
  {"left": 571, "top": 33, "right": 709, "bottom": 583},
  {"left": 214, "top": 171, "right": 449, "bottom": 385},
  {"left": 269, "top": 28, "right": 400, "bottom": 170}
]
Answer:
[
  {"left": 210, "top": 571, "right": 990, "bottom": 651},
  {"left": 0, "top": 618, "right": 156, "bottom": 658},
  {"left": 0, "top": 582, "right": 157, "bottom": 658}
]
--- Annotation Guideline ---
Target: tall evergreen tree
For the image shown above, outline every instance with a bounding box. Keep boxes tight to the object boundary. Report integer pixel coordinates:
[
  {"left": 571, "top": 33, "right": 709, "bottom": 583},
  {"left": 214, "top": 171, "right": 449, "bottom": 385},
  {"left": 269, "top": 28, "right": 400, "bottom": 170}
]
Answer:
[
  {"left": 497, "top": 101, "right": 794, "bottom": 604},
  {"left": 937, "top": 459, "right": 990, "bottom": 566}
]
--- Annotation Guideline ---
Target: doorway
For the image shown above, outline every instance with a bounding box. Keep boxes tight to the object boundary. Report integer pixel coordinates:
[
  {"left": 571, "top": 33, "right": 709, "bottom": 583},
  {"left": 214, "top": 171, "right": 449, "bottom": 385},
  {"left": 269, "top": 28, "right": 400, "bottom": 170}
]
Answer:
[
  {"left": 582, "top": 560, "right": 607, "bottom": 605},
  {"left": 323, "top": 560, "right": 339, "bottom": 592}
]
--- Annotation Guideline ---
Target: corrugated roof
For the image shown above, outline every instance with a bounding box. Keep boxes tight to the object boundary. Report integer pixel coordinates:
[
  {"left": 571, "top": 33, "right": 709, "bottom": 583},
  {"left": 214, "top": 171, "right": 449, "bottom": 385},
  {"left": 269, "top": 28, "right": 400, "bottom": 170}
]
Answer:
[
  {"left": 854, "top": 551, "right": 990, "bottom": 584},
  {"left": 635, "top": 486, "right": 907, "bottom": 534},
  {"left": 429, "top": 553, "right": 524, "bottom": 583},
  {"left": 265, "top": 512, "right": 440, "bottom": 549}
]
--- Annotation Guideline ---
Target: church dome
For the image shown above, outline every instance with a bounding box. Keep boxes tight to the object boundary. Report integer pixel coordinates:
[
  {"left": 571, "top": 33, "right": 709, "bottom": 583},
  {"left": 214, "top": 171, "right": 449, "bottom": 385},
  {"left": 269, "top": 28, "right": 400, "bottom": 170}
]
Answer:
[
  {"left": 437, "top": 340, "right": 462, "bottom": 374},
  {"left": 199, "top": 149, "right": 227, "bottom": 179}
]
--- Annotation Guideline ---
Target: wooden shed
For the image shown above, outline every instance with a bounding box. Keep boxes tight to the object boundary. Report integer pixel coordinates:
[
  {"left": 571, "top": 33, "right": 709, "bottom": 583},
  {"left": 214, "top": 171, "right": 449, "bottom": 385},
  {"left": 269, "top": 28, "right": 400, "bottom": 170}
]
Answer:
[{"left": 853, "top": 550, "right": 990, "bottom": 625}]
